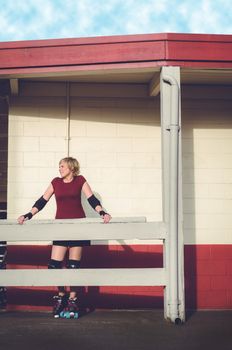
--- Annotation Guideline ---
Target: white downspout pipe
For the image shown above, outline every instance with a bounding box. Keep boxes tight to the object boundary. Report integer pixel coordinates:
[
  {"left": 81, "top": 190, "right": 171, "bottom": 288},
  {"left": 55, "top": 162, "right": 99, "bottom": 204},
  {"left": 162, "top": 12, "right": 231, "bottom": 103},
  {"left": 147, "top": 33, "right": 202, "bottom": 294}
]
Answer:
[
  {"left": 66, "top": 82, "right": 71, "bottom": 156},
  {"left": 162, "top": 75, "right": 180, "bottom": 323}
]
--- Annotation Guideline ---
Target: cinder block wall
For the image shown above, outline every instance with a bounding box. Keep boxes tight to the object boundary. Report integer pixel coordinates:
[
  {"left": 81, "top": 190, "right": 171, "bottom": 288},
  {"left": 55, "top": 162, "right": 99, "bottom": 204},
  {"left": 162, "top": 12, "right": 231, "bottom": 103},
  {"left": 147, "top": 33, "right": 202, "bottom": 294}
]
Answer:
[
  {"left": 182, "top": 85, "right": 232, "bottom": 309},
  {"left": 182, "top": 85, "right": 232, "bottom": 245},
  {"left": 6, "top": 81, "right": 232, "bottom": 310},
  {"left": 8, "top": 82, "right": 232, "bottom": 245},
  {"left": 7, "top": 80, "right": 164, "bottom": 311},
  {"left": 8, "top": 81, "right": 162, "bottom": 228}
]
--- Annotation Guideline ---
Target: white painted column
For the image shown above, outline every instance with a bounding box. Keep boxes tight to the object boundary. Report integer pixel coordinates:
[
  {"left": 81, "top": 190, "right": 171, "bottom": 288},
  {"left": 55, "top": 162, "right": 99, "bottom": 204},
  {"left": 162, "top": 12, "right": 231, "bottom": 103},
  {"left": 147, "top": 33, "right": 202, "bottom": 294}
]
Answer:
[{"left": 160, "top": 66, "right": 185, "bottom": 323}]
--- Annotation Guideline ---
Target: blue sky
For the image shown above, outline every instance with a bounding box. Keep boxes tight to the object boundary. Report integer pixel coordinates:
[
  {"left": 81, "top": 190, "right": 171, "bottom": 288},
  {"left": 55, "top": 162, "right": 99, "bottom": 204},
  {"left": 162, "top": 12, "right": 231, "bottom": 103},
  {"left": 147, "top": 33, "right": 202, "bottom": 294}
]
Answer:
[{"left": 0, "top": 0, "right": 231, "bottom": 42}]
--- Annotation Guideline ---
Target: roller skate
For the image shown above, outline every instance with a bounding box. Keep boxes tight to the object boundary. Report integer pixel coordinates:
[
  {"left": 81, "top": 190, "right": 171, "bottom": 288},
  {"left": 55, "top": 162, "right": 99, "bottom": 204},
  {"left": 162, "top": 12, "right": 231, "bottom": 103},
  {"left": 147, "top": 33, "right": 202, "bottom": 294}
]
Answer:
[
  {"left": 60, "top": 297, "right": 79, "bottom": 319},
  {"left": 0, "top": 287, "right": 7, "bottom": 310},
  {"left": 52, "top": 294, "right": 67, "bottom": 318}
]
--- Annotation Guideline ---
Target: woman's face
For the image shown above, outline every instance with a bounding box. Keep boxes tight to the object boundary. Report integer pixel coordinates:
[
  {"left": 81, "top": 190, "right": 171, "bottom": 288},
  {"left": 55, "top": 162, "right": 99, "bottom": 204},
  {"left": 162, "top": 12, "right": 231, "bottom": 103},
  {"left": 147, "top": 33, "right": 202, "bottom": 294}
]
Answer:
[{"left": 59, "top": 161, "right": 72, "bottom": 178}]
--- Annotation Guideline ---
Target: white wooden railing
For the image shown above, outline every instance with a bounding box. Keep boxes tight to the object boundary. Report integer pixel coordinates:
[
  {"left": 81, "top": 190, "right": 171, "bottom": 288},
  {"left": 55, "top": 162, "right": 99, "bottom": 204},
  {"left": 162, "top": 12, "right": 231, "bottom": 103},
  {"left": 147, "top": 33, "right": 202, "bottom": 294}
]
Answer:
[{"left": 0, "top": 217, "right": 166, "bottom": 287}]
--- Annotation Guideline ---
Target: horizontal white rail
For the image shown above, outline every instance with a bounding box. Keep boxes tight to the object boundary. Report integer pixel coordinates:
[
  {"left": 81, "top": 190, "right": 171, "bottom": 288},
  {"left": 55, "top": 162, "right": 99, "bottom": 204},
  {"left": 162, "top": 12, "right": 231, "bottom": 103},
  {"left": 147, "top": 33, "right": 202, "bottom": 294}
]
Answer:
[
  {"left": 0, "top": 268, "right": 166, "bottom": 287},
  {"left": 0, "top": 217, "right": 166, "bottom": 289},
  {"left": 0, "top": 218, "right": 166, "bottom": 241}
]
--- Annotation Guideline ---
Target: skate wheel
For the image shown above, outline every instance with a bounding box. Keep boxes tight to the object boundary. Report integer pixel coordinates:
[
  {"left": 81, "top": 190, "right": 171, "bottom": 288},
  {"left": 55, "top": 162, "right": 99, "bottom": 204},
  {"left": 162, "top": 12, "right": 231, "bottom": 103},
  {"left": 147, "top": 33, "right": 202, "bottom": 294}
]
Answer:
[{"left": 59, "top": 311, "right": 78, "bottom": 319}]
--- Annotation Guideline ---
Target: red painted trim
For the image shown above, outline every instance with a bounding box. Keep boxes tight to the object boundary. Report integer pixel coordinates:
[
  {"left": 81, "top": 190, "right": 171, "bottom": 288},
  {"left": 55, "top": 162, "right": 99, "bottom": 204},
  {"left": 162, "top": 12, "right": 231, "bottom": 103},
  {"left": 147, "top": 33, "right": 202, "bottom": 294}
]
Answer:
[
  {"left": 167, "top": 41, "right": 232, "bottom": 62},
  {"left": 0, "top": 41, "right": 165, "bottom": 69},
  {"left": 1, "top": 33, "right": 231, "bottom": 49},
  {"left": 0, "top": 33, "right": 169, "bottom": 49},
  {"left": 0, "top": 33, "right": 232, "bottom": 76}
]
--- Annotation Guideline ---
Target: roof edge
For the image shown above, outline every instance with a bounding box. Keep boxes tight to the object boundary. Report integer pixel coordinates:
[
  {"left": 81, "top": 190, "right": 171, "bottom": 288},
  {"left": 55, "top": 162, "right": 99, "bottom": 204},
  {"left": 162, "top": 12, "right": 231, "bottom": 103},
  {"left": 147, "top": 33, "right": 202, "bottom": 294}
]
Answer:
[{"left": 0, "top": 32, "right": 232, "bottom": 50}]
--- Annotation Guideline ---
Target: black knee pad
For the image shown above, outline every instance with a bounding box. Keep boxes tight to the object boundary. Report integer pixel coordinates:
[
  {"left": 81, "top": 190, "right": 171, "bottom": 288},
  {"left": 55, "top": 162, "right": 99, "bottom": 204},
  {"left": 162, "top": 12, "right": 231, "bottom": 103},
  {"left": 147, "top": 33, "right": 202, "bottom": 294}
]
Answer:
[
  {"left": 48, "top": 259, "right": 62, "bottom": 269},
  {"left": 66, "top": 259, "right": 81, "bottom": 269}
]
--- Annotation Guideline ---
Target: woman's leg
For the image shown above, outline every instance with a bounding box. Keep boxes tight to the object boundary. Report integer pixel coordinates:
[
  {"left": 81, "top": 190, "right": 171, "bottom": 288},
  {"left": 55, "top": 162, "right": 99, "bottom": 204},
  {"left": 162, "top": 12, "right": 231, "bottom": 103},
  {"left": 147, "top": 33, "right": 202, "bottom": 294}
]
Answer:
[
  {"left": 49, "top": 245, "right": 68, "bottom": 295},
  {"left": 51, "top": 245, "right": 68, "bottom": 261},
  {"left": 68, "top": 246, "right": 83, "bottom": 299},
  {"left": 69, "top": 246, "right": 82, "bottom": 261}
]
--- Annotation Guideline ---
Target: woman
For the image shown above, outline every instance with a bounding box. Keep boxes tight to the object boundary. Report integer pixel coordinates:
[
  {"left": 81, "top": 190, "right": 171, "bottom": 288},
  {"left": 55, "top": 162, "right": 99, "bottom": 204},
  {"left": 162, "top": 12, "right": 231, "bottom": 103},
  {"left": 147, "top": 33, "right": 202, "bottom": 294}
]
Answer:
[{"left": 17, "top": 157, "right": 111, "bottom": 318}]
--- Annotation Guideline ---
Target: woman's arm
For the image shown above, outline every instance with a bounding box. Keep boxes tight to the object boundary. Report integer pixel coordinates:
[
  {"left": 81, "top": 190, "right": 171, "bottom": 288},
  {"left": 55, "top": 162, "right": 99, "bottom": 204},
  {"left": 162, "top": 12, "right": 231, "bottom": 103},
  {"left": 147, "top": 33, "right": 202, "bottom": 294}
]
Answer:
[
  {"left": 17, "top": 183, "right": 54, "bottom": 224},
  {"left": 82, "top": 182, "right": 111, "bottom": 223}
]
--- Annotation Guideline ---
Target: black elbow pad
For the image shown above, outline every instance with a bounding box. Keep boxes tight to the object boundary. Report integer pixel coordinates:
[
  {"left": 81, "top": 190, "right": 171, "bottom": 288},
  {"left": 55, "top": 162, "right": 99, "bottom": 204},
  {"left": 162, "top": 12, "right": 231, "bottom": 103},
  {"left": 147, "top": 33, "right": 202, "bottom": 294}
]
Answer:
[
  {"left": 33, "top": 196, "right": 48, "bottom": 211},
  {"left": 87, "top": 194, "right": 101, "bottom": 209}
]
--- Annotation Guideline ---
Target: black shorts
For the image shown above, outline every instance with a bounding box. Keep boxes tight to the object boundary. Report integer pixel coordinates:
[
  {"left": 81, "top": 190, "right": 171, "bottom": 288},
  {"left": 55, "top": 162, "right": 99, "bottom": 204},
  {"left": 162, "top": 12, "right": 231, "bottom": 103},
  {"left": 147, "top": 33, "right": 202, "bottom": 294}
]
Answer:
[{"left": 52, "top": 240, "right": 91, "bottom": 247}]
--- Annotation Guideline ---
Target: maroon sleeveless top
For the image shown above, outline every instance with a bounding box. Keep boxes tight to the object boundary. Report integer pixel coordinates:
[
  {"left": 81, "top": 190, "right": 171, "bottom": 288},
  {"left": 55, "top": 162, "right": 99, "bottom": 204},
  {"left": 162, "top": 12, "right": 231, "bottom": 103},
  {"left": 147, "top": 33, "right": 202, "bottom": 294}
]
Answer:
[{"left": 51, "top": 175, "right": 86, "bottom": 219}]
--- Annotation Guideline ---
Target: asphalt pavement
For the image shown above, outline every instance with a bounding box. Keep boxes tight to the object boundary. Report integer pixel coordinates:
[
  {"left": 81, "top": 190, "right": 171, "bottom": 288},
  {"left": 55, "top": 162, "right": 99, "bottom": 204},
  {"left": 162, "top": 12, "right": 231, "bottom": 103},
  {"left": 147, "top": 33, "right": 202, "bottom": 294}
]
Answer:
[{"left": 0, "top": 309, "right": 231, "bottom": 350}]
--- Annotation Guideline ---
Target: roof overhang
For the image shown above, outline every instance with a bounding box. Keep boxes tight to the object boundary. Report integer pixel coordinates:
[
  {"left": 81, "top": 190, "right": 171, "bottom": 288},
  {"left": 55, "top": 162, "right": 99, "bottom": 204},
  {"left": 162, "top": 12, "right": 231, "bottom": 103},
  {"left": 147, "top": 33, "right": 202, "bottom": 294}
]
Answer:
[{"left": 0, "top": 33, "right": 232, "bottom": 87}]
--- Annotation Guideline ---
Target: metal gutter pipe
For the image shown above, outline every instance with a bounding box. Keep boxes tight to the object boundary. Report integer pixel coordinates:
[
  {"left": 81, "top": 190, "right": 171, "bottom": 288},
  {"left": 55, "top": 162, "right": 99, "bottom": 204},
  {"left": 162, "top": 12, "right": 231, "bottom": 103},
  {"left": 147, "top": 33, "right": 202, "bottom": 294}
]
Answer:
[
  {"left": 66, "top": 82, "right": 71, "bottom": 156},
  {"left": 162, "top": 75, "right": 180, "bottom": 323}
]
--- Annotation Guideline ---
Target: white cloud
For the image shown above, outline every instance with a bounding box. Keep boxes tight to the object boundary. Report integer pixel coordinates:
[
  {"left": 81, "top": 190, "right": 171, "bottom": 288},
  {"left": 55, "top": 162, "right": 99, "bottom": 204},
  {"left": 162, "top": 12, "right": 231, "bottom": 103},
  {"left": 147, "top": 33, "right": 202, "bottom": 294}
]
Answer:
[
  {"left": 0, "top": 0, "right": 231, "bottom": 42},
  {"left": 177, "top": 0, "right": 232, "bottom": 34}
]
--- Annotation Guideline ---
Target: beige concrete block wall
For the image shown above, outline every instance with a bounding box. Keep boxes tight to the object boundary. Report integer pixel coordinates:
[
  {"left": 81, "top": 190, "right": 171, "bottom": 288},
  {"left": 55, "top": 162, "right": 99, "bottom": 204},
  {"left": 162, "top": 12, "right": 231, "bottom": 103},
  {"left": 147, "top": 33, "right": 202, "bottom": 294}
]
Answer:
[
  {"left": 70, "top": 95, "right": 162, "bottom": 222},
  {"left": 7, "top": 82, "right": 162, "bottom": 237},
  {"left": 182, "top": 85, "right": 232, "bottom": 244},
  {"left": 7, "top": 82, "right": 232, "bottom": 245},
  {"left": 7, "top": 95, "right": 67, "bottom": 220}
]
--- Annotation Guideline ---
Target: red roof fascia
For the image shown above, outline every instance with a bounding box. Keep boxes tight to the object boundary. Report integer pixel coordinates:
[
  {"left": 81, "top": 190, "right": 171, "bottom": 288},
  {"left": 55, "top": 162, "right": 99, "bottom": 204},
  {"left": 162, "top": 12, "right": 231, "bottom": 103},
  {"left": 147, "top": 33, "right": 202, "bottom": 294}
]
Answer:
[
  {"left": 0, "top": 33, "right": 168, "bottom": 48},
  {"left": 166, "top": 33, "right": 232, "bottom": 66},
  {"left": 0, "top": 33, "right": 232, "bottom": 76}
]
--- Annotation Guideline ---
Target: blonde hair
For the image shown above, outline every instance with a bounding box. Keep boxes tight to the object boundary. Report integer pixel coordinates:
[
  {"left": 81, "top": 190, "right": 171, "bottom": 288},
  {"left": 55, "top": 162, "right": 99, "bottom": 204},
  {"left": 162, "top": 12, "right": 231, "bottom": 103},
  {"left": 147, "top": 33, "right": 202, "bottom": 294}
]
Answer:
[{"left": 59, "top": 157, "right": 80, "bottom": 176}]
